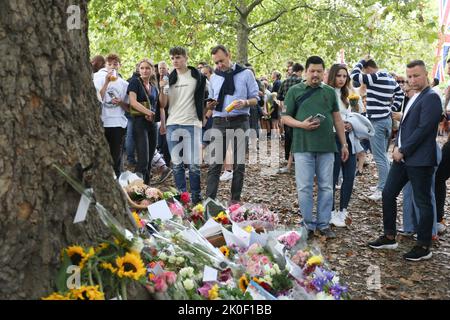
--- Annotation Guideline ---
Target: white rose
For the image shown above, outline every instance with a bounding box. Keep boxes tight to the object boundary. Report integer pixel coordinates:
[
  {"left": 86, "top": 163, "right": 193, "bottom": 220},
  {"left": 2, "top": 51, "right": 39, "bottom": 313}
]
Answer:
[
  {"left": 176, "top": 257, "right": 185, "bottom": 265},
  {"left": 183, "top": 279, "right": 194, "bottom": 291},
  {"left": 273, "top": 264, "right": 281, "bottom": 274},
  {"left": 168, "top": 256, "right": 177, "bottom": 264},
  {"left": 159, "top": 252, "right": 168, "bottom": 260},
  {"left": 131, "top": 237, "right": 144, "bottom": 254}
]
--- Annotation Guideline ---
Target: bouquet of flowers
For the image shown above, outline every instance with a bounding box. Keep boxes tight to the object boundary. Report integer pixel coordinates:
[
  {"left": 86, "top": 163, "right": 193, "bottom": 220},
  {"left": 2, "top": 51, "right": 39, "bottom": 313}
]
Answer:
[{"left": 348, "top": 93, "right": 360, "bottom": 113}]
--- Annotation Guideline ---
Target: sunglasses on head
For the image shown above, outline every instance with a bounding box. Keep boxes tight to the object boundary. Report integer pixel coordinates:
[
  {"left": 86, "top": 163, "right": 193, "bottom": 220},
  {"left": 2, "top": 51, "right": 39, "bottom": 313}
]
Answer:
[{"left": 397, "top": 80, "right": 406, "bottom": 84}]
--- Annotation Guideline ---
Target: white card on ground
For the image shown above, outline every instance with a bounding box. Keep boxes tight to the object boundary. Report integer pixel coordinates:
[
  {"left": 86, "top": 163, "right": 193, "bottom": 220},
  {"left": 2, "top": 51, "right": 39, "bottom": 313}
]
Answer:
[
  {"left": 74, "top": 192, "right": 91, "bottom": 223},
  {"left": 198, "top": 218, "right": 222, "bottom": 237},
  {"left": 202, "top": 266, "right": 218, "bottom": 283},
  {"left": 148, "top": 200, "right": 173, "bottom": 221}
]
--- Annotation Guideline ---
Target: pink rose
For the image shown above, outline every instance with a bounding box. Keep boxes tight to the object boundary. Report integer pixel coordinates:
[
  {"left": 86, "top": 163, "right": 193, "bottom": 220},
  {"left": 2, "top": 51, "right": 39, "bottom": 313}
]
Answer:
[
  {"left": 169, "top": 202, "right": 184, "bottom": 218},
  {"left": 154, "top": 276, "right": 168, "bottom": 292},
  {"left": 164, "top": 271, "right": 177, "bottom": 285},
  {"left": 198, "top": 283, "right": 214, "bottom": 298}
]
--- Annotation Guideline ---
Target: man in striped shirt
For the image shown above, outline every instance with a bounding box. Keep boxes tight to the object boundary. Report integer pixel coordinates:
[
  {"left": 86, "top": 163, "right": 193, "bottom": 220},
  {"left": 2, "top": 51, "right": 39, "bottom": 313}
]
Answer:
[{"left": 351, "top": 56, "right": 404, "bottom": 201}]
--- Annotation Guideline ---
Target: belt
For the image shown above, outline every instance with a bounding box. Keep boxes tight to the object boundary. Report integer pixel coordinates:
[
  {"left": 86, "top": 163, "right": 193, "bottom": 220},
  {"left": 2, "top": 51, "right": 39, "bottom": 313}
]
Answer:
[{"left": 213, "top": 115, "right": 249, "bottom": 122}]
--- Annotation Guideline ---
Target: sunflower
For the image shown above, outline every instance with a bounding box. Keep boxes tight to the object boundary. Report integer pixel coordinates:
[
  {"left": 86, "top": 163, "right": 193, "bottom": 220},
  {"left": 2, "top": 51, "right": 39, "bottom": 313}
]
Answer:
[
  {"left": 219, "top": 246, "right": 230, "bottom": 257},
  {"left": 42, "top": 292, "right": 71, "bottom": 300},
  {"left": 65, "top": 246, "right": 94, "bottom": 269},
  {"left": 115, "top": 252, "right": 146, "bottom": 280},
  {"left": 100, "top": 262, "right": 117, "bottom": 274},
  {"left": 95, "top": 242, "right": 109, "bottom": 254},
  {"left": 70, "top": 285, "right": 105, "bottom": 300},
  {"left": 238, "top": 274, "right": 249, "bottom": 293}
]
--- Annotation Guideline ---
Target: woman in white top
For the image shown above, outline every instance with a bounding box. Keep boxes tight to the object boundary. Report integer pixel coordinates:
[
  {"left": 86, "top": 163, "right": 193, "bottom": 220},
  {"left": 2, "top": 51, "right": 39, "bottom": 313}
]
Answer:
[{"left": 326, "top": 64, "right": 358, "bottom": 227}]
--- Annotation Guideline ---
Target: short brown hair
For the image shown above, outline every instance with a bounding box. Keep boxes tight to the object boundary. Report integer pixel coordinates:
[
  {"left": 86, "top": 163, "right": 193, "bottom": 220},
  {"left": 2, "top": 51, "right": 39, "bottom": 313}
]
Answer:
[
  {"left": 169, "top": 46, "right": 187, "bottom": 57},
  {"left": 211, "top": 45, "right": 229, "bottom": 55},
  {"left": 106, "top": 53, "right": 121, "bottom": 64},
  {"left": 363, "top": 59, "right": 377, "bottom": 69},
  {"left": 406, "top": 60, "right": 426, "bottom": 69}
]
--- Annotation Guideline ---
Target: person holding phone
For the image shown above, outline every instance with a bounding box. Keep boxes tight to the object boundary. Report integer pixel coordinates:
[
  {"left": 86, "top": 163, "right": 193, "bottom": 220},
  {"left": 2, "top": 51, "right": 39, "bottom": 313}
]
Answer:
[
  {"left": 282, "top": 56, "right": 349, "bottom": 240},
  {"left": 93, "top": 53, "right": 130, "bottom": 179}
]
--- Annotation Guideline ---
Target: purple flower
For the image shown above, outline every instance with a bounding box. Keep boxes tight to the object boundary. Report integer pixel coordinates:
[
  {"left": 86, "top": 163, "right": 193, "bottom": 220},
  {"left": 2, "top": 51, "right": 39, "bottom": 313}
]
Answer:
[
  {"left": 311, "top": 276, "right": 327, "bottom": 291},
  {"left": 329, "top": 283, "right": 348, "bottom": 300}
]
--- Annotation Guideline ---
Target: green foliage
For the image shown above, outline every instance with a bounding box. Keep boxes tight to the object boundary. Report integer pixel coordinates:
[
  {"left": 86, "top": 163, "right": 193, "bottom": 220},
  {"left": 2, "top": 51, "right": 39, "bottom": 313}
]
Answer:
[{"left": 88, "top": 0, "right": 439, "bottom": 78}]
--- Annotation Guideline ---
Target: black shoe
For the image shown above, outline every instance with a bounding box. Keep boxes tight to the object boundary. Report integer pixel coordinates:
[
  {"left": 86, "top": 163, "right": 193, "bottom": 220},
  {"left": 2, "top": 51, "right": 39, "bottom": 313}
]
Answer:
[
  {"left": 403, "top": 246, "right": 432, "bottom": 261},
  {"left": 368, "top": 235, "right": 398, "bottom": 249},
  {"left": 355, "top": 170, "right": 363, "bottom": 176},
  {"left": 318, "top": 228, "right": 336, "bottom": 239},
  {"left": 307, "top": 230, "right": 315, "bottom": 240}
]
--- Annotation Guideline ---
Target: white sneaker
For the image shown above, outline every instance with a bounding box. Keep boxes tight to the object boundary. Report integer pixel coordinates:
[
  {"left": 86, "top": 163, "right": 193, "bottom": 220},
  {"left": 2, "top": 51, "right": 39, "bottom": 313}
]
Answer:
[
  {"left": 330, "top": 210, "right": 346, "bottom": 227},
  {"left": 220, "top": 170, "right": 233, "bottom": 181},
  {"left": 370, "top": 186, "right": 378, "bottom": 192},
  {"left": 368, "top": 190, "right": 382, "bottom": 201}
]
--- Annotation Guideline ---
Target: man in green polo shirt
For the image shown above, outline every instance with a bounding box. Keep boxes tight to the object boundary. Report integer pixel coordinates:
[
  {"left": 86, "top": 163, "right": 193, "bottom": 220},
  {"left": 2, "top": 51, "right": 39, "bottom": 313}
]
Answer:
[{"left": 282, "top": 56, "right": 349, "bottom": 239}]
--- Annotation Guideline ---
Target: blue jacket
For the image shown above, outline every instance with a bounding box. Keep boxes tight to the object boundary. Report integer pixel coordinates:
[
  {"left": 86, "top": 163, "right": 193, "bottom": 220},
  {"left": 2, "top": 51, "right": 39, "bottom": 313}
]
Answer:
[{"left": 396, "top": 87, "right": 442, "bottom": 167}]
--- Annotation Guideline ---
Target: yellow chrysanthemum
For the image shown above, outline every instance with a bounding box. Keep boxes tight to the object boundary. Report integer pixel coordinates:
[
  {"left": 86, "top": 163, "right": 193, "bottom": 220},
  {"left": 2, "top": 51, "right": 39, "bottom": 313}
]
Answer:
[
  {"left": 243, "top": 225, "right": 254, "bottom": 233},
  {"left": 307, "top": 255, "right": 324, "bottom": 266},
  {"left": 208, "top": 284, "right": 219, "bottom": 300},
  {"left": 70, "top": 285, "right": 105, "bottom": 300},
  {"left": 42, "top": 292, "right": 71, "bottom": 300},
  {"left": 219, "top": 246, "right": 230, "bottom": 257},
  {"left": 115, "top": 252, "right": 146, "bottom": 280},
  {"left": 238, "top": 275, "right": 249, "bottom": 293}
]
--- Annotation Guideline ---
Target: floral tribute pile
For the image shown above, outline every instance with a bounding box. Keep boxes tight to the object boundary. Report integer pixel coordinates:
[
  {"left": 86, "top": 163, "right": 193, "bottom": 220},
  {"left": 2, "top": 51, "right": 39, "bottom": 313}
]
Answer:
[{"left": 43, "top": 169, "right": 349, "bottom": 300}]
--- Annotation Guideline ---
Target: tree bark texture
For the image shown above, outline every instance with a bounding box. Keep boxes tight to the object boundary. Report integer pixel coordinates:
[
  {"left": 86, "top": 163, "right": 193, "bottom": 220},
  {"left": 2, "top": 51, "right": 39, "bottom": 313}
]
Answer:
[{"left": 0, "top": 0, "right": 133, "bottom": 299}]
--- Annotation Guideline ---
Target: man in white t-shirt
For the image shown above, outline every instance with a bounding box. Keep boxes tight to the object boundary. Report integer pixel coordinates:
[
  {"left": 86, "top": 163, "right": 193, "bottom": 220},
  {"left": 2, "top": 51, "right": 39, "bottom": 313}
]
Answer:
[
  {"left": 93, "top": 53, "right": 129, "bottom": 178},
  {"left": 159, "top": 47, "right": 206, "bottom": 204}
]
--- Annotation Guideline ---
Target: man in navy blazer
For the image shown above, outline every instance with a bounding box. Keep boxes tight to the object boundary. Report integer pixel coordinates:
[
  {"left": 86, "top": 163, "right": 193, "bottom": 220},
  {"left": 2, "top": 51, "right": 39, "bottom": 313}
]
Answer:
[{"left": 368, "top": 60, "right": 443, "bottom": 261}]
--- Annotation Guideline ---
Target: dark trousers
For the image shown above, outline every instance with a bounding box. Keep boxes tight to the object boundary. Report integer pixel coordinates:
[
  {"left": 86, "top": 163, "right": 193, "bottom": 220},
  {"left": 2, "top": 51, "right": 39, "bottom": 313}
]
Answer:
[
  {"left": 158, "top": 131, "right": 171, "bottom": 165},
  {"left": 104, "top": 127, "right": 126, "bottom": 178},
  {"left": 382, "top": 162, "right": 434, "bottom": 247},
  {"left": 333, "top": 134, "right": 356, "bottom": 211},
  {"left": 435, "top": 141, "right": 450, "bottom": 222},
  {"left": 206, "top": 116, "right": 249, "bottom": 201},
  {"left": 133, "top": 117, "right": 157, "bottom": 184},
  {"left": 284, "top": 125, "right": 293, "bottom": 161}
]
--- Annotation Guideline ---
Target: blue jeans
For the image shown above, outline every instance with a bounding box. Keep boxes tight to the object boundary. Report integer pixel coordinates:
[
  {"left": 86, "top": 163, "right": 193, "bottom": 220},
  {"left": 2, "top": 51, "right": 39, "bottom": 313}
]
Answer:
[
  {"left": 166, "top": 125, "right": 202, "bottom": 203},
  {"left": 369, "top": 117, "right": 392, "bottom": 191},
  {"left": 294, "top": 152, "right": 334, "bottom": 231},
  {"left": 125, "top": 114, "right": 136, "bottom": 164},
  {"left": 333, "top": 134, "right": 357, "bottom": 211},
  {"left": 382, "top": 162, "right": 435, "bottom": 247}
]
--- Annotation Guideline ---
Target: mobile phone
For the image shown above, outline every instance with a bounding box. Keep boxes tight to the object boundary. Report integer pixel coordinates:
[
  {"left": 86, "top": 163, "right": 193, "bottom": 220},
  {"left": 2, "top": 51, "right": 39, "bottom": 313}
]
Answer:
[{"left": 312, "top": 113, "right": 326, "bottom": 123}]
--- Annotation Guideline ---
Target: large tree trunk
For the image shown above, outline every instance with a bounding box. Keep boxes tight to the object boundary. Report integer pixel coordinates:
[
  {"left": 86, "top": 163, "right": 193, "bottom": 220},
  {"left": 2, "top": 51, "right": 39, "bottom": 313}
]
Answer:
[
  {"left": 0, "top": 0, "right": 132, "bottom": 299},
  {"left": 236, "top": 0, "right": 250, "bottom": 64}
]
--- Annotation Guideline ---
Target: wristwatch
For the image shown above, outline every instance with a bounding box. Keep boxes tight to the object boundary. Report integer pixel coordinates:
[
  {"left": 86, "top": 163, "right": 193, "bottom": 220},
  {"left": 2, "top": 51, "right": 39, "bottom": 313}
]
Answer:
[{"left": 342, "top": 143, "right": 348, "bottom": 148}]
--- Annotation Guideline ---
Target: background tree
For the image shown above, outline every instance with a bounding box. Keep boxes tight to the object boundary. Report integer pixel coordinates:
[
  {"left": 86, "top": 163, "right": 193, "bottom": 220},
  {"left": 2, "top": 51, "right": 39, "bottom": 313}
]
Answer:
[
  {"left": 89, "top": 0, "right": 438, "bottom": 77},
  {"left": 0, "top": 1, "right": 134, "bottom": 299}
]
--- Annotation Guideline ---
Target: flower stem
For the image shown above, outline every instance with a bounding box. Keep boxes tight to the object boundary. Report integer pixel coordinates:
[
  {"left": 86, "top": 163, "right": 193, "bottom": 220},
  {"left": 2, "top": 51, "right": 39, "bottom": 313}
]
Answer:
[
  {"left": 121, "top": 281, "right": 128, "bottom": 300},
  {"left": 93, "top": 263, "right": 104, "bottom": 292},
  {"left": 88, "top": 261, "right": 94, "bottom": 286}
]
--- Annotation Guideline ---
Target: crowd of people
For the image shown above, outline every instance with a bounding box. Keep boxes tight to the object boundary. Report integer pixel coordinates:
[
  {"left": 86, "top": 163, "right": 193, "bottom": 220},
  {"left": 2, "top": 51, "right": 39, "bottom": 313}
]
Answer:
[{"left": 91, "top": 45, "right": 450, "bottom": 262}]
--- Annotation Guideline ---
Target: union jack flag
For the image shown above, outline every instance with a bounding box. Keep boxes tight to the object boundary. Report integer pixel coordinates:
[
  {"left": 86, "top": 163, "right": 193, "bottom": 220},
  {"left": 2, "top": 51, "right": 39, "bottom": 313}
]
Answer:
[{"left": 433, "top": 0, "right": 450, "bottom": 82}]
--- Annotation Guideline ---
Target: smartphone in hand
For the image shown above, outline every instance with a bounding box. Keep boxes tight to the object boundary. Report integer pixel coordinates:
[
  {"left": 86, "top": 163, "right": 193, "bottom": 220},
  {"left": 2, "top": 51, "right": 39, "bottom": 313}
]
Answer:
[{"left": 312, "top": 113, "right": 326, "bottom": 123}]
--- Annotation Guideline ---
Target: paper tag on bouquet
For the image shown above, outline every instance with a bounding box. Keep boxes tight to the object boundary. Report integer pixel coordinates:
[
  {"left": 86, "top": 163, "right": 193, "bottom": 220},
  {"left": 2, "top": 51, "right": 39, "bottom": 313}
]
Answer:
[
  {"left": 73, "top": 189, "right": 93, "bottom": 223},
  {"left": 202, "top": 266, "right": 218, "bottom": 283},
  {"left": 148, "top": 200, "right": 173, "bottom": 221}
]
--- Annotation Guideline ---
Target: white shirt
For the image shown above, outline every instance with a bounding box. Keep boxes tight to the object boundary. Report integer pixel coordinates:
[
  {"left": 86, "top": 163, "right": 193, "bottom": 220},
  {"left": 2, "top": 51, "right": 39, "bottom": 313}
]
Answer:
[
  {"left": 167, "top": 70, "right": 201, "bottom": 127},
  {"left": 398, "top": 92, "right": 420, "bottom": 148},
  {"left": 93, "top": 69, "right": 129, "bottom": 128}
]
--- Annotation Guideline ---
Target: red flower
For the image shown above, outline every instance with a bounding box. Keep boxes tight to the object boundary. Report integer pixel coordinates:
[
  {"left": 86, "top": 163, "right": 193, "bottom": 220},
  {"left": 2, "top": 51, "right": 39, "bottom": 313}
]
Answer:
[{"left": 180, "top": 192, "right": 190, "bottom": 204}]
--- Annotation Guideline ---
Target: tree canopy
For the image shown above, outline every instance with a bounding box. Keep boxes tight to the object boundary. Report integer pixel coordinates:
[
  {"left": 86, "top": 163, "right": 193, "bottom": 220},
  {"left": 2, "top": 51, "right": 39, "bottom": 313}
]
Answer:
[{"left": 88, "top": 0, "right": 439, "bottom": 77}]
